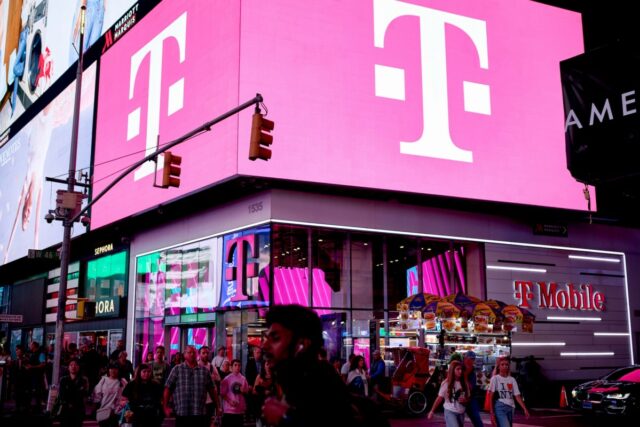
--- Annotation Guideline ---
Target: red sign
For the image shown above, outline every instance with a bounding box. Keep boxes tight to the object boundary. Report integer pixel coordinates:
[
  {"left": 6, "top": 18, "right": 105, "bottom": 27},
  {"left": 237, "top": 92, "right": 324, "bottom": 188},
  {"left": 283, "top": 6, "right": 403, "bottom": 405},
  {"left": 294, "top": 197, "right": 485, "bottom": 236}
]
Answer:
[{"left": 514, "top": 281, "right": 606, "bottom": 312}]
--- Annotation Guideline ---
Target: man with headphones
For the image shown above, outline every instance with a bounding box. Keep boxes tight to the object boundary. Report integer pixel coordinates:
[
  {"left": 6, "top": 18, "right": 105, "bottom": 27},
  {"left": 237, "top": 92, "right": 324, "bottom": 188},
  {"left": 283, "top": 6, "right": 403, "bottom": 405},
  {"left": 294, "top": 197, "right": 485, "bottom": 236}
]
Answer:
[{"left": 261, "top": 304, "right": 355, "bottom": 426}]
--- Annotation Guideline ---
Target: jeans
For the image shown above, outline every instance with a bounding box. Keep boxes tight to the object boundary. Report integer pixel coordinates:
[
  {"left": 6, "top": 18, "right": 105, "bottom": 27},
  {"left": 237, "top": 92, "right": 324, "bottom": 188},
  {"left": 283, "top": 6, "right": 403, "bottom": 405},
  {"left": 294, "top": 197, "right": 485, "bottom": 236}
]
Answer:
[
  {"left": 494, "top": 400, "right": 515, "bottom": 427},
  {"left": 466, "top": 397, "right": 485, "bottom": 427},
  {"left": 443, "top": 409, "right": 465, "bottom": 427}
]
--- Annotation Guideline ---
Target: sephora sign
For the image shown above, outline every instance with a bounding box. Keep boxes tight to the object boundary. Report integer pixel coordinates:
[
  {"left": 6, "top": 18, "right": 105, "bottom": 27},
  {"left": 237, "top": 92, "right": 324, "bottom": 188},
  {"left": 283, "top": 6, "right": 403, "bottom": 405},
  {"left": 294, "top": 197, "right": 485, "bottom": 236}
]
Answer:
[{"left": 92, "top": 0, "right": 585, "bottom": 229}]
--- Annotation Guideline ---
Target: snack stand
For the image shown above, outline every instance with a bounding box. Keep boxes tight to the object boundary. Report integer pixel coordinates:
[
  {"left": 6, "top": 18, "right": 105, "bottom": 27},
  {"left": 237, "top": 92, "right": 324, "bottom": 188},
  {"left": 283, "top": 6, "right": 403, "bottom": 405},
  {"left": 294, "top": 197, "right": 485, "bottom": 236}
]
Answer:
[{"left": 395, "top": 292, "right": 535, "bottom": 391}]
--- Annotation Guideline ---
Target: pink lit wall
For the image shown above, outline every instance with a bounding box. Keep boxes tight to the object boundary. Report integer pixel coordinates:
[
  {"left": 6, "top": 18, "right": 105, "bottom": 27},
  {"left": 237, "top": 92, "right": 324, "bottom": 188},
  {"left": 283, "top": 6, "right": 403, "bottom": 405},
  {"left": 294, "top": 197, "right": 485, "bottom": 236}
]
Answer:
[
  {"left": 93, "top": 0, "right": 240, "bottom": 228},
  {"left": 236, "top": 0, "right": 586, "bottom": 209},
  {"left": 92, "top": 0, "right": 585, "bottom": 229}
]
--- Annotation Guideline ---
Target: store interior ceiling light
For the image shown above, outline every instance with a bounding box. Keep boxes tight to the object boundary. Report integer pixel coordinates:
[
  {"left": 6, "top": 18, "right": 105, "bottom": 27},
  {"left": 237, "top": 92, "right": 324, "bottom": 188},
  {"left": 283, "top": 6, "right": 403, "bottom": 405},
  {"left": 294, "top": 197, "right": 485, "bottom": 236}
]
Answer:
[
  {"left": 511, "top": 342, "right": 566, "bottom": 346},
  {"left": 594, "top": 332, "right": 630, "bottom": 336},
  {"left": 568, "top": 254, "right": 620, "bottom": 263},
  {"left": 561, "top": 352, "right": 615, "bottom": 356},
  {"left": 547, "top": 316, "right": 601, "bottom": 321},
  {"left": 486, "top": 265, "right": 547, "bottom": 273}
]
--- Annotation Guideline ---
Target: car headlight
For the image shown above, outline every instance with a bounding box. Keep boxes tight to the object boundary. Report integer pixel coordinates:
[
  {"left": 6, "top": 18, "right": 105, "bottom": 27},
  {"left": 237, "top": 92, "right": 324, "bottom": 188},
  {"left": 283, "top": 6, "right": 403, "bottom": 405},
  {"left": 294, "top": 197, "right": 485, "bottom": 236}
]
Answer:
[{"left": 605, "top": 393, "right": 630, "bottom": 400}]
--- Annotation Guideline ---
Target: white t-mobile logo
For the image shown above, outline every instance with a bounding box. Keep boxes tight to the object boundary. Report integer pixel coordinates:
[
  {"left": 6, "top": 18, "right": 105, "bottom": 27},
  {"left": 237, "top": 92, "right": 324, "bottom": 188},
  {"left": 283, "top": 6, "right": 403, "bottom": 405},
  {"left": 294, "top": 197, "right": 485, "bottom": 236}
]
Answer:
[
  {"left": 374, "top": 0, "right": 491, "bottom": 163},
  {"left": 127, "top": 13, "right": 187, "bottom": 181}
]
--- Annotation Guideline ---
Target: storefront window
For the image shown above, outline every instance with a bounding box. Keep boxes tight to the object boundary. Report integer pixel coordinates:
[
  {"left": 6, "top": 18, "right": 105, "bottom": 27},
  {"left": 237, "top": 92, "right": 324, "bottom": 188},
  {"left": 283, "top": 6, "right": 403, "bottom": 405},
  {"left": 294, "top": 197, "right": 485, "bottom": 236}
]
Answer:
[
  {"left": 220, "top": 227, "right": 270, "bottom": 308},
  {"left": 416, "top": 240, "right": 466, "bottom": 297},
  {"left": 312, "top": 229, "right": 348, "bottom": 310},
  {"left": 384, "top": 236, "right": 418, "bottom": 311},
  {"left": 318, "top": 309, "right": 347, "bottom": 362},
  {"left": 85, "top": 251, "right": 128, "bottom": 301},
  {"left": 272, "top": 225, "right": 309, "bottom": 306}
]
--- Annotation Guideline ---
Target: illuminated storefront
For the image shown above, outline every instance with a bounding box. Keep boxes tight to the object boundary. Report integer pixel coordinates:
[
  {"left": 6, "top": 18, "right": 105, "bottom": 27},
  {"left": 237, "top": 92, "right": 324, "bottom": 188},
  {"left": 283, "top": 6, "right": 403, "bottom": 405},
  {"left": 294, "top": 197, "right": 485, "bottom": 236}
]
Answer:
[{"left": 129, "top": 208, "right": 632, "bottom": 381}]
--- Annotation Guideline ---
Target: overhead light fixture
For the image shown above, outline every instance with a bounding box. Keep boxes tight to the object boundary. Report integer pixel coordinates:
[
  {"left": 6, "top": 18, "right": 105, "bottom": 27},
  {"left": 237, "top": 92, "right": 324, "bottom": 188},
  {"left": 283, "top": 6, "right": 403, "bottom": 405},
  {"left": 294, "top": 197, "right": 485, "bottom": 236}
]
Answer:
[
  {"left": 561, "top": 352, "right": 614, "bottom": 357},
  {"left": 568, "top": 254, "right": 620, "bottom": 263},
  {"left": 511, "top": 342, "right": 565, "bottom": 346},
  {"left": 594, "top": 332, "right": 629, "bottom": 337},
  {"left": 486, "top": 265, "right": 547, "bottom": 273},
  {"left": 547, "top": 316, "right": 601, "bottom": 321}
]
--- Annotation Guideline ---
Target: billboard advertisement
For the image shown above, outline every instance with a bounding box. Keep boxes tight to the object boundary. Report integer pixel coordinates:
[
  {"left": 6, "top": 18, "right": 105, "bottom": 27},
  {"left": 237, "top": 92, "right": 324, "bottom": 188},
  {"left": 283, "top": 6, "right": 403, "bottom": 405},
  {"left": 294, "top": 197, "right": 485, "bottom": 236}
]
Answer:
[
  {"left": 236, "top": 0, "right": 587, "bottom": 208},
  {"left": 92, "top": 0, "right": 240, "bottom": 228},
  {"left": 92, "top": 0, "right": 586, "bottom": 229},
  {"left": 0, "top": 0, "right": 137, "bottom": 135},
  {"left": 0, "top": 62, "right": 95, "bottom": 266}
]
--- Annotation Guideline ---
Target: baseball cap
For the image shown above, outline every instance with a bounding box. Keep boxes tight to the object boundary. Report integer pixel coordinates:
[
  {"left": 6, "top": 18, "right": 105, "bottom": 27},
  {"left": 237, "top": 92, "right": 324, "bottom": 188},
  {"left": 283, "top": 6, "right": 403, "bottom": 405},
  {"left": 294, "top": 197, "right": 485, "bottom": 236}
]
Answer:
[{"left": 465, "top": 350, "right": 477, "bottom": 359}]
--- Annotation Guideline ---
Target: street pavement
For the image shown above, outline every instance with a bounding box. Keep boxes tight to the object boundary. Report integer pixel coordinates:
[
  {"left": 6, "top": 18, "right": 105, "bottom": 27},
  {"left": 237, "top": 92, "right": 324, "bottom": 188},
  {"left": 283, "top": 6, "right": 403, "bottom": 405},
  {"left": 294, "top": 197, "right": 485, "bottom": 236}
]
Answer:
[{"left": 1, "top": 404, "right": 634, "bottom": 427}]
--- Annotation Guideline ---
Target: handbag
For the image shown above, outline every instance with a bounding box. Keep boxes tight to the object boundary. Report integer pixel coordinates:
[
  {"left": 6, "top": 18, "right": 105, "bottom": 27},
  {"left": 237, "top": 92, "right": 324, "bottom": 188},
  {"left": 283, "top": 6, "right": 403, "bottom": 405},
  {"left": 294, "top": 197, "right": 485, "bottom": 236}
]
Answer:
[{"left": 96, "top": 406, "right": 113, "bottom": 422}]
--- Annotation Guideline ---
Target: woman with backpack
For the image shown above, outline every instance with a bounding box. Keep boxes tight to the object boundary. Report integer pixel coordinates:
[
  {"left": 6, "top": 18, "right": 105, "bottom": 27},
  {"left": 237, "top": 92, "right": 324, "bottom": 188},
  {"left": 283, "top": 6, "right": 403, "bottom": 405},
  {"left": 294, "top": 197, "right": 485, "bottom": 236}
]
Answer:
[{"left": 347, "top": 355, "right": 369, "bottom": 397}]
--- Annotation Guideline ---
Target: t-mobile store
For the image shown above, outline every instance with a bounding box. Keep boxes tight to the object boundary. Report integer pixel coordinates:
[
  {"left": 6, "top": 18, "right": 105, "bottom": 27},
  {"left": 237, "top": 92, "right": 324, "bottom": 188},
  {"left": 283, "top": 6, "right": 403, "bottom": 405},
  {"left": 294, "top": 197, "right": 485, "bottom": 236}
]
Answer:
[
  {"left": 86, "top": 0, "right": 638, "bottom": 383},
  {"left": 126, "top": 192, "right": 633, "bottom": 383}
]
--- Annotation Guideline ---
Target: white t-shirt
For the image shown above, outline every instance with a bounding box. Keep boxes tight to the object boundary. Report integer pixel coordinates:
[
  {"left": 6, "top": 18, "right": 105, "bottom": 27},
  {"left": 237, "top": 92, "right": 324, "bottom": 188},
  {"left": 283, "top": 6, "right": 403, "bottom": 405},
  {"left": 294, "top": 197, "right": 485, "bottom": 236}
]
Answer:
[
  {"left": 438, "top": 380, "right": 467, "bottom": 414},
  {"left": 489, "top": 374, "right": 520, "bottom": 408},
  {"left": 212, "top": 355, "right": 228, "bottom": 370},
  {"left": 347, "top": 368, "right": 369, "bottom": 397},
  {"left": 340, "top": 362, "right": 351, "bottom": 376}
]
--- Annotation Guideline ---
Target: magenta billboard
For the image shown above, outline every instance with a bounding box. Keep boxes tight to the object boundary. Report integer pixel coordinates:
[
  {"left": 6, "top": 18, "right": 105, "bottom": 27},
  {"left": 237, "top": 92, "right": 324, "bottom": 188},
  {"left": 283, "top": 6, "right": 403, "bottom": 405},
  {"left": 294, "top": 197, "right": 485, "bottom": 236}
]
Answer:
[{"left": 92, "top": 0, "right": 585, "bottom": 229}]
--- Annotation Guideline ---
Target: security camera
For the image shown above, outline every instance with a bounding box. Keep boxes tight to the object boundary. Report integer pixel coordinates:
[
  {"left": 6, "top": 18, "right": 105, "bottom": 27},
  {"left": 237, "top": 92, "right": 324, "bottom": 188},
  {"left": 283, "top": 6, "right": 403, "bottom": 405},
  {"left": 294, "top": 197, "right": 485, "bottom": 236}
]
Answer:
[
  {"left": 45, "top": 211, "right": 55, "bottom": 224},
  {"left": 80, "top": 216, "right": 91, "bottom": 226}
]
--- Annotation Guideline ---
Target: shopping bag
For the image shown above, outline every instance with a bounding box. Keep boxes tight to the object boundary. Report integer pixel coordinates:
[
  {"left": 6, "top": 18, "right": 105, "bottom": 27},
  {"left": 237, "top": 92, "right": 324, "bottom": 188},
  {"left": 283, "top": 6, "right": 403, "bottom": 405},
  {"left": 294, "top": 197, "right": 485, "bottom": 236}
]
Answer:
[
  {"left": 483, "top": 389, "right": 492, "bottom": 412},
  {"left": 96, "top": 406, "right": 113, "bottom": 422}
]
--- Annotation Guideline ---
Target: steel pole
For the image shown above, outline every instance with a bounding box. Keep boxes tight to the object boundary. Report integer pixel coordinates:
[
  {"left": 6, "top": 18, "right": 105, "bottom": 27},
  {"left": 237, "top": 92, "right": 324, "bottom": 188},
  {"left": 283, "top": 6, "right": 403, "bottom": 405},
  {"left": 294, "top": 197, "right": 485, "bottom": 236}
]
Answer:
[{"left": 49, "top": 1, "right": 86, "bottom": 405}]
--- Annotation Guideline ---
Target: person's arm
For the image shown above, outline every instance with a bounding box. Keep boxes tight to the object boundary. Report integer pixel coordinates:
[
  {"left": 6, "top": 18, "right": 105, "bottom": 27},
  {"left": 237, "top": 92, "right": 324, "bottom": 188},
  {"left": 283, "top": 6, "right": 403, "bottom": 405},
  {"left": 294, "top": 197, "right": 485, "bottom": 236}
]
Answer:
[
  {"left": 488, "top": 378, "right": 497, "bottom": 426},
  {"left": 514, "top": 393, "right": 530, "bottom": 418},
  {"left": 427, "top": 395, "right": 443, "bottom": 419},
  {"left": 162, "top": 387, "right": 172, "bottom": 417},
  {"left": 262, "top": 397, "right": 291, "bottom": 426},
  {"left": 253, "top": 375, "right": 262, "bottom": 394},
  {"left": 207, "top": 384, "right": 220, "bottom": 412}
]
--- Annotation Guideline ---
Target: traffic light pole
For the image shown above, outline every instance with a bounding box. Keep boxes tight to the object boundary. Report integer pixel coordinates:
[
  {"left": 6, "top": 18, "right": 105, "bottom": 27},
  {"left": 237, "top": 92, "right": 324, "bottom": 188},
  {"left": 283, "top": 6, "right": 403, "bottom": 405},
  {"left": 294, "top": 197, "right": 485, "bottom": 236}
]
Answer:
[
  {"left": 48, "top": 1, "right": 86, "bottom": 411},
  {"left": 69, "top": 93, "right": 265, "bottom": 223},
  {"left": 49, "top": 91, "right": 264, "bottom": 391}
]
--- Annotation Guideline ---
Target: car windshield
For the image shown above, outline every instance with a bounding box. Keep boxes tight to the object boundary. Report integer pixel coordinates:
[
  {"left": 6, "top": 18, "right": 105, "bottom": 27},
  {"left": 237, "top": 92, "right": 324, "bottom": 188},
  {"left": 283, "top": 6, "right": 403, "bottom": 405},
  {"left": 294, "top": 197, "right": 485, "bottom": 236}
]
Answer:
[{"left": 604, "top": 366, "right": 640, "bottom": 383}]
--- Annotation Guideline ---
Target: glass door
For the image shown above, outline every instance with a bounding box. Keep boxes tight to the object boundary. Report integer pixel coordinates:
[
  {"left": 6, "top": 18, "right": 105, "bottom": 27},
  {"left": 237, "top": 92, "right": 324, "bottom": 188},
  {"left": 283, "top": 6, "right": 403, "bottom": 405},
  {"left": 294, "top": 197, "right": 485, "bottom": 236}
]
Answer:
[{"left": 165, "top": 324, "right": 216, "bottom": 361}]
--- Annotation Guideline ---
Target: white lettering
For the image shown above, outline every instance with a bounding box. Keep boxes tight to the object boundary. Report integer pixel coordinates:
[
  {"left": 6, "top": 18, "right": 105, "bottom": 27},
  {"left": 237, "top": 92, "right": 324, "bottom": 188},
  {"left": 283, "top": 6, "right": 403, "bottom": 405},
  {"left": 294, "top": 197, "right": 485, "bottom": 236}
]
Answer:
[
  {"left": 94, "top": 243, "right": 114, "bottom": 256},
  {"left": 564, "top": 110, "right": 582, "bottom": 131},
  {"left": 622, "top": 90, "right": 636, "bottom": 116},
  {"left": 129, "top": 13, "right": 187, "bottom": 181},
  {"left": 589, "top": 99, "right": 613, "bottom": 125},
  {"left": 374, "top": 0, "right": 490, "bottom": 163},
  {"left": 96, "top": 299, "right": 115, "bottom": 314}
]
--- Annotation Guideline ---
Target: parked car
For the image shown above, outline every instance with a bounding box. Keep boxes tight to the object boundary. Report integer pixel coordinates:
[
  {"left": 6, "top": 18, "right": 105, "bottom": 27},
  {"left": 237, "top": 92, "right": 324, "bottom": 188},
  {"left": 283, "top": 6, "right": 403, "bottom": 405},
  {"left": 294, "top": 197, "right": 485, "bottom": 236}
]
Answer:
[{"left": 571, "top": 365, "right": 640, "bottom": 418}]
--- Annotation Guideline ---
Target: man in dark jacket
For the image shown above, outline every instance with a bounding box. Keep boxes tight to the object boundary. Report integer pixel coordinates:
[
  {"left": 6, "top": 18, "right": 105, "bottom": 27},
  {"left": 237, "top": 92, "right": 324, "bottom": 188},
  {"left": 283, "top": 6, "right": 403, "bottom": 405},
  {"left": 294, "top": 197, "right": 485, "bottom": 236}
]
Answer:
[{"left": 261, "top": 304, "right": 389, "bottom": 427}]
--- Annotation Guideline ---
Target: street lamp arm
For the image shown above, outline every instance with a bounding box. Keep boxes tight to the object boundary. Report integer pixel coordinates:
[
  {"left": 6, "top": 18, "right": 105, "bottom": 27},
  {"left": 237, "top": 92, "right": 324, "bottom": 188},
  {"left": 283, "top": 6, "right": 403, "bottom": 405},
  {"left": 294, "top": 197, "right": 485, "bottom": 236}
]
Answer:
[{"left": 70, "top": 93, "right": 264, "bottom": 223}]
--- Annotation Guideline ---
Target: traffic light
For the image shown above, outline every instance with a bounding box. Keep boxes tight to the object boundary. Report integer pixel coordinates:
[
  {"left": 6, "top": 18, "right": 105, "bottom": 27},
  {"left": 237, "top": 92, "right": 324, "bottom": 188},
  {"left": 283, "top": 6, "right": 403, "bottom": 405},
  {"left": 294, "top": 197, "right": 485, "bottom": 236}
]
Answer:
[
  {"left": 162, "top": 151, "right": 182, "bottom": 188},
  {"left": 249, "top": 113, "right": 274, "bottom": 161},
  {"left": 76, "top": 300, "right": 95, "bottom": 320}
]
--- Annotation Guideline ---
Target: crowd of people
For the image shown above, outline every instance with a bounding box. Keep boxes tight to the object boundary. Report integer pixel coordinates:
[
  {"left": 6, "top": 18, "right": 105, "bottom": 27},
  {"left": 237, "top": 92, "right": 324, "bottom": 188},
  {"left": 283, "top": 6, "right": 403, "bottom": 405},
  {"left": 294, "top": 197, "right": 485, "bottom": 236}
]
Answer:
[
  {"left": 0, "top": 306, "right": 535, "bottom": 427},
  {"left": 0, "top": 305, "right": 392, "bottom": 427}
]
